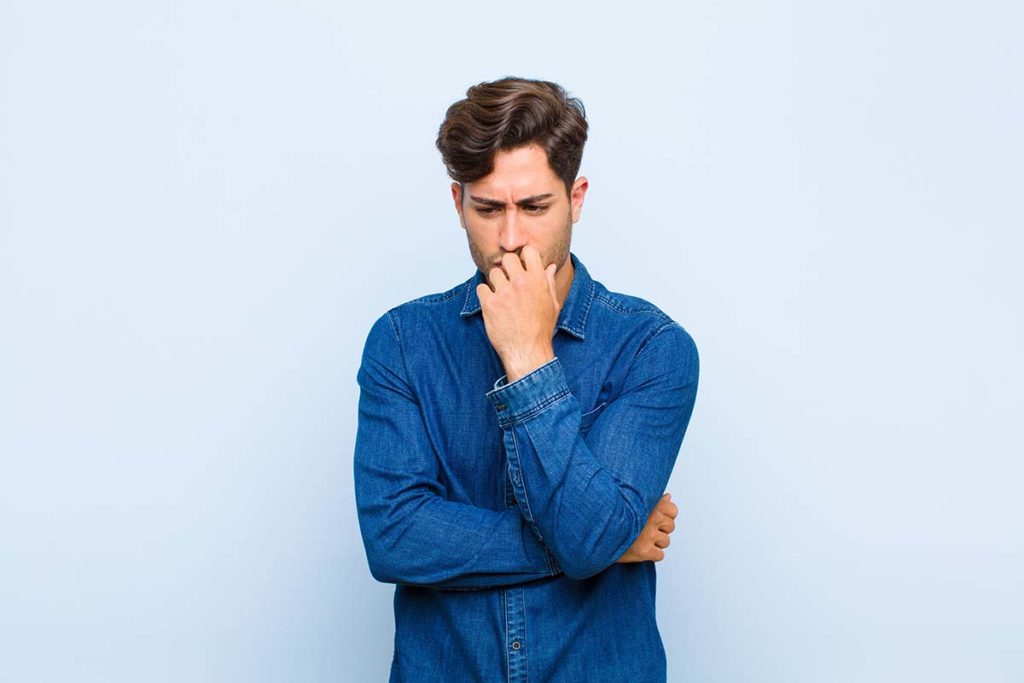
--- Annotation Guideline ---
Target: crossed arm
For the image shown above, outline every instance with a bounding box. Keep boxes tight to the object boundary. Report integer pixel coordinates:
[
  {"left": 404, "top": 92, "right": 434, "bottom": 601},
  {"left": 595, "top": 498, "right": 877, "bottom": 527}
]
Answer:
[
  {"left": 483, "top": 323, "right": 698, "bottom": 580},
  {"left": 353, "top": 312, "right": 696, "bottom": 590}
]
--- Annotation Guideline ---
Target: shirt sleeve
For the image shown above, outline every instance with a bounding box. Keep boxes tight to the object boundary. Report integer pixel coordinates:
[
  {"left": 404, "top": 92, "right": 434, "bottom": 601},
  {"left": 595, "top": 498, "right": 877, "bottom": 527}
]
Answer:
[
  {"left": 486, "top": 322, "right": 699, "bottom": 581},
  {"left": 353, "top": 312, "right": 561, "bottom": 591}
]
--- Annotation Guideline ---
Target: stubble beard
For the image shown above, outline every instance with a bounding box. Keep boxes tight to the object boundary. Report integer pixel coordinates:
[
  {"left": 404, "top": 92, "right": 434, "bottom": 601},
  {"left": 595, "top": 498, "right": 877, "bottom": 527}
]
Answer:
[{"left": 467, "top": 208, "right": 573, "bottom": 277}]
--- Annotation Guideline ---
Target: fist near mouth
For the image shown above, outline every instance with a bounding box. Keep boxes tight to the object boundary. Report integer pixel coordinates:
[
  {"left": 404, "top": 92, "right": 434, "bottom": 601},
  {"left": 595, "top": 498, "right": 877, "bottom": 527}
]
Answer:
[{"left": 476, "top": 245, "right": 562, "bottom": 383}]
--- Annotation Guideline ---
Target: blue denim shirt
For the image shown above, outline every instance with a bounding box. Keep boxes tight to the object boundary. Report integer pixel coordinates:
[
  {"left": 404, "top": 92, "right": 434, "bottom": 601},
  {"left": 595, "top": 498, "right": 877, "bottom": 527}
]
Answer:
[{"left": 354, "top": 253, "right": 699, "bottom": 682}]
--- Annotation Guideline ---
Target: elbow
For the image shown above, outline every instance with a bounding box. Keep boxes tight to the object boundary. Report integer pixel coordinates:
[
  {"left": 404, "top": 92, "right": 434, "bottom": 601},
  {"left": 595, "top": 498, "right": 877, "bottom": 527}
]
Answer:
[
  {"left": 357, "top": 497, "right": 443, "bottom": 587},
  {"left": 552, "top": 544, "right": 622, "bottom": 581},
  {"left": 555, "top": 541, "right": 633, "bottom": 580},
  {"left": 356, "top": 502, "right": 414, "bottom": 585},
  {"left": 364, "top": 539, "right": 437, "bottom": 587},
  {"left": 365, "top": 547, "right": 401, "bottom": 585},
  {"left": 364, "top": 536, "right": 430, "bottom": 586},
  {"left": 358, "top": 518, "right": 410, "bottom": 585},
  {"left": 548, "top": 500, "right": 646, "bottom": 581},
  {"left": 560, "top": 560, "right": 607, "bottom": 582},
  {"left": 367, "top": 558, "right": 398, "bottom": 585},
  {"left": 548, "top": 540, "right": 625, "bottom": 581}
]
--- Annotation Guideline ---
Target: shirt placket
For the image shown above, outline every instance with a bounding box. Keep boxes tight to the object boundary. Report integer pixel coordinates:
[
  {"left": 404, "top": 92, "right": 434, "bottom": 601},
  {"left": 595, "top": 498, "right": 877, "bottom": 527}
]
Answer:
[{"left": 503, "top": 584, "right": 528, "bottom": 683}]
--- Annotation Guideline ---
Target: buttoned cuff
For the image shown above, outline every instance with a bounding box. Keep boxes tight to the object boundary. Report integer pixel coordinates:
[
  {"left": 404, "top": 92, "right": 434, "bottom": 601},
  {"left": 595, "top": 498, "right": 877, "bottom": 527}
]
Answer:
[{"left": 486, "top": 357, "right": 571, "bottom": 428}]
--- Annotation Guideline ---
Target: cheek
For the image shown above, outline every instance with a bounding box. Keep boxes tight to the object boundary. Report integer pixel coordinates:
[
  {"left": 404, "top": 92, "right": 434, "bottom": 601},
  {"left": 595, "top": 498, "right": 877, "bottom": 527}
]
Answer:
[
  {"left": 464, "top": 222, "right": 493, "bottom": 242},
  {"left": 464, "top": 224, "right": 499, "bottom": 256}
]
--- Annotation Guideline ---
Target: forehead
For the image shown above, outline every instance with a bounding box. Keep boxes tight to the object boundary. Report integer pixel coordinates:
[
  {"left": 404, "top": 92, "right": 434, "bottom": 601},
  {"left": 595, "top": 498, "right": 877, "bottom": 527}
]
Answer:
[{"left": 469, "top": 144, "right": 563, "bottom": 198}]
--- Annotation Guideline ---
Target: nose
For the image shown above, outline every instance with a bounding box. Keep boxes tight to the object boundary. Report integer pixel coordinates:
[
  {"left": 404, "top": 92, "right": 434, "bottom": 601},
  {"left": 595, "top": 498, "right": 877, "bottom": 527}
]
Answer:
[{"left": 499, "top": 210, "right": 528, "bottom": 253}]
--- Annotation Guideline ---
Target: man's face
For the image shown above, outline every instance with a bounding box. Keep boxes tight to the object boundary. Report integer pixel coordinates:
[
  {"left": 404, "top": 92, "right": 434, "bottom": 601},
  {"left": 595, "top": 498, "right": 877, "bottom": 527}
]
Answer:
[{"left": 452, "top": 144, "right": 588, "bottom": 287}]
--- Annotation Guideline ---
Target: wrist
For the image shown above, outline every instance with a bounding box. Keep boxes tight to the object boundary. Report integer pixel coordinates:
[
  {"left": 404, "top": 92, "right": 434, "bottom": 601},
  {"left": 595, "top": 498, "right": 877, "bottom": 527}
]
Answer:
[{"left": 502, "top": 346, "right": 555, "bottom": 383}]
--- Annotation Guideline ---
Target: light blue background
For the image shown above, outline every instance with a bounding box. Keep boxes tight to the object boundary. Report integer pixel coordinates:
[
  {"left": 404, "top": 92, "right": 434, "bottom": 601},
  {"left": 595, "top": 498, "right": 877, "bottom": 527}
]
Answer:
[{"left": 2, "top": 1, "right": 1021, "bottom": 681}]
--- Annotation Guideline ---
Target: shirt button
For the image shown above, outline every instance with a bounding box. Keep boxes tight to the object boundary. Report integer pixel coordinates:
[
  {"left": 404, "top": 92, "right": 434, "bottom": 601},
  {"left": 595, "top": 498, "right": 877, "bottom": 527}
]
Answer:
[
  {"left": 511, "top": 641, "right": 521, "bottom": 650},
  {"left": 495, "top": 403, "right": 506, "bottom": 411}
]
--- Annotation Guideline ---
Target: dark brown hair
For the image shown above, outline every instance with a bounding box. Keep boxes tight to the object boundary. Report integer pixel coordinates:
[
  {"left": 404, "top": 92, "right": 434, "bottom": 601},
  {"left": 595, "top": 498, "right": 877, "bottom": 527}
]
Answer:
[{"left": 436, "top": 77, "right": 588, "bottom": 194}]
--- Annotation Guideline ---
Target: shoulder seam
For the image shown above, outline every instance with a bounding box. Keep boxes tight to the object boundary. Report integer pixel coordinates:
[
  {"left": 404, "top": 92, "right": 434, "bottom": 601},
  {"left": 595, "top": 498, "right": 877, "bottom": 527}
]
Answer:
[
  {"left": 383, "top": 309, "right": 418, "bottom": 399},
  {"left": 401, "top": 284, "right": 464, "bottom": 307},
  {"left": 634, "top": 321, "right": 684, "bottom": 361},
  {"left": 385, "top": 309, "right": 401, "bottom": 343},
  {"left": 592, "top": 292, "right": 672, "bottom": 321}
]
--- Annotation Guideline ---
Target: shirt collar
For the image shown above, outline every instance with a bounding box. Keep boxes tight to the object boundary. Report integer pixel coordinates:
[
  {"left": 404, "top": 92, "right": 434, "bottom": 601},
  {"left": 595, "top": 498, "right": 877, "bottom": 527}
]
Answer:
[{"left": 459, "top": 252, "right": 595, "bottom": 341}]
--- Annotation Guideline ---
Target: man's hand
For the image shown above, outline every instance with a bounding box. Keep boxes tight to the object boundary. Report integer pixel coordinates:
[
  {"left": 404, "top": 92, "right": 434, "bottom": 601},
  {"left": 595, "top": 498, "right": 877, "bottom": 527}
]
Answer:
[
  {"left": 477, "top": 245, "right": 562, "bottom": 382},
  {"left": 617, "top": 493, "right": 677, "bottom": 564}
]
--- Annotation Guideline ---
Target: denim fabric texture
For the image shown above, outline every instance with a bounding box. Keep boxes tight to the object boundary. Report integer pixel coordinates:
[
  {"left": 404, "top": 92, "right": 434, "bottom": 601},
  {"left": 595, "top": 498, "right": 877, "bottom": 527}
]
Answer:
[{"left": 354, "top": 253, "right": 699, "bottom": 682}]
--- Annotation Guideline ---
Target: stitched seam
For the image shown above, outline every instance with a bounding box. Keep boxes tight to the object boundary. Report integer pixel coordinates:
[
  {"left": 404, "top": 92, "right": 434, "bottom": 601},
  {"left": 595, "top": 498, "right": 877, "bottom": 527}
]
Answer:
[
  {"left": 579, "top": 401, "right": 608, "bottom": 420},
  {"left": 404, "top": 286, "right": 462, "bottom": 306},
  {"left": 509, "top": 428, "right": 539, "bottom": 533},
  {"left": 503, "top": 588, "right": 510, "bottom": 683},
  {"left": 384, "top": 310, "right": 423, "bottom": 410},
  {"left": 634, "top": 321, "right": 682, "bottom": 362},
  {"left": 593, "top": 292, "right": 672, "bottom": 320},
  {"left": 503, "top": 389, "right": 571, "bottom": 427},
  {"left": 558, "top": 275, "right": 595, "bottom": 338},
  {"left": 577, "top": 274, "right": 595, "bottom": 333},
  {"left": 492, "top": 357, "right": 558, "bottom": 393},
  {"left": 521, "top": 587, "right": 529, "bottom": 683},
  {"left": 461, "top": 277, "right": 483, "bottom": 314},
  {"left": 385, "top": 310, "right": 401, "bottom": 343}
]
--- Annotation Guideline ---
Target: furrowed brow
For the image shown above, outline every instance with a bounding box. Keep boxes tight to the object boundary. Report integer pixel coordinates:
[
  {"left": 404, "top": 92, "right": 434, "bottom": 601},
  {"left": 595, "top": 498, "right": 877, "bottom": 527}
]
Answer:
[
  {"left": 468, "top": 193, "right": 554, "bottom": 207},
  {"left": 514, "top": 193, "right": 554, "bottom": 206},
  {"left": 469, "top": 195, "right": 506, "bottom": 208}
]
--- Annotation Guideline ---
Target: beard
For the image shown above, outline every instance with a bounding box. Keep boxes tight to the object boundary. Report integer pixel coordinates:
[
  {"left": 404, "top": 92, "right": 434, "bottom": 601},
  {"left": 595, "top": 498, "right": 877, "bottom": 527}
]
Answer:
[{"left": 466, "top": 207, "right": 573, "bottom": 278}]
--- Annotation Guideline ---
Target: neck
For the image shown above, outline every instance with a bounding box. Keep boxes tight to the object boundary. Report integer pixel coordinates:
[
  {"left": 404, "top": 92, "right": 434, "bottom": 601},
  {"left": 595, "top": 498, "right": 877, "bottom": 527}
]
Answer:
[{"left": 554, "top": 255, "right": 575, "bottom": 307}]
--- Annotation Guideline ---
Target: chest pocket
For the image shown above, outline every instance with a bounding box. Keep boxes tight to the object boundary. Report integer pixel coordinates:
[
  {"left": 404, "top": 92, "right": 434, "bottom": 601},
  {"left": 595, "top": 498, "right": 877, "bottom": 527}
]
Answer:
[{"left": 579, "top": 401, "right": 608, "bottom": 434}]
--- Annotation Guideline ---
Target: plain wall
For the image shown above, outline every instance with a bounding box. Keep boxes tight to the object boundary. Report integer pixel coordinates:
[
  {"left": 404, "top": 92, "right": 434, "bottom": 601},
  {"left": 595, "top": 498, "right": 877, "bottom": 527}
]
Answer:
[{"left": 1, "top": 1, "right": 1021, "bottom": 681}]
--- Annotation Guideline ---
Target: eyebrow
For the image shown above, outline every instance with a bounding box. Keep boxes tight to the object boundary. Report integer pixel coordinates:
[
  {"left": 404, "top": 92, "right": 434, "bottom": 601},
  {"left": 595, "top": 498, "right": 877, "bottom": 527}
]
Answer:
[{"left": 468, "top": 193, "right": 554, "bottom": 208}]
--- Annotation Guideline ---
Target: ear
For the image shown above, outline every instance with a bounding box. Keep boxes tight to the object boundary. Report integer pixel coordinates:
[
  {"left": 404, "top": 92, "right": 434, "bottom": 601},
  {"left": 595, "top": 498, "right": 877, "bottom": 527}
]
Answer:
[
  {"left": 451, "top": 182, "right": 466, "bottom": 229},
  {"left": 569, "top": 176, "right": 589, "bottom": 223}
]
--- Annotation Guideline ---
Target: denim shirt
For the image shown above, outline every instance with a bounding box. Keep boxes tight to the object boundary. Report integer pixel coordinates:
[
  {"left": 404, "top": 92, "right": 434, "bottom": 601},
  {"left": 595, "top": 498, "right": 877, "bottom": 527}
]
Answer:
[{"left": 354, "top": 253, "right": 699, "bottom": 682}]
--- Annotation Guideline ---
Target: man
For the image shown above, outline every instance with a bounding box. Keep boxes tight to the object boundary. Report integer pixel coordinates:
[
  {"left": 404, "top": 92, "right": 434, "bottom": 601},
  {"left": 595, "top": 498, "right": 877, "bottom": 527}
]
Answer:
[{"left": 354, "top": 77, "right": 699, "bottom": 682}]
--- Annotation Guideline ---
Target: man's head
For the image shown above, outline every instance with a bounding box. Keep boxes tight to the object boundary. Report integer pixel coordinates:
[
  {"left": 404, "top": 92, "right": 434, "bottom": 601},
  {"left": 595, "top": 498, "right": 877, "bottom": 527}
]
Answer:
[
  {"left": 437, "top": 78, "right": 590, "bottom": 289},
  {"left": 436, "top": 77, "right": 588, "bottom": 195}
]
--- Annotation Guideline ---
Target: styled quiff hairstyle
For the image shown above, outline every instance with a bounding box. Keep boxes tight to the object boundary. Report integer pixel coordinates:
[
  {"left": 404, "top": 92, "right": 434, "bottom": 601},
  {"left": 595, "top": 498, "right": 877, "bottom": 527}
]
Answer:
[{"left": 436, "top": 77, "right": 588, "bottom": 195}]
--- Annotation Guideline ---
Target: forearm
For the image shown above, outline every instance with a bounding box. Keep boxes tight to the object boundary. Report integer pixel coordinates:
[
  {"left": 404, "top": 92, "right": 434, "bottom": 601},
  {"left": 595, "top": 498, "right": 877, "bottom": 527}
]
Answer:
[
  {"left": 495, "top": 380, "right": 650, "bottom": 579},
  {"left": 355, "top": 312, "right": 561, "bottom": 591},
  {"left": 354, "top": 482, "right": 561, "bottom": 590},
  {"left": 490, "top": 327, "right": 698, "bottom": 580}
]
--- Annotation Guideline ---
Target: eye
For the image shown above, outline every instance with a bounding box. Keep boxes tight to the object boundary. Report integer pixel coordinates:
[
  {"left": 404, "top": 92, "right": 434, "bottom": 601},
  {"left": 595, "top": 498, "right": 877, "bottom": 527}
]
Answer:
[
  {"left": 523, "top": 205, "right": 548, "bottom": 214},
  {"left": 475, "top": 206, "right": 499, "bottom": 216}
]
